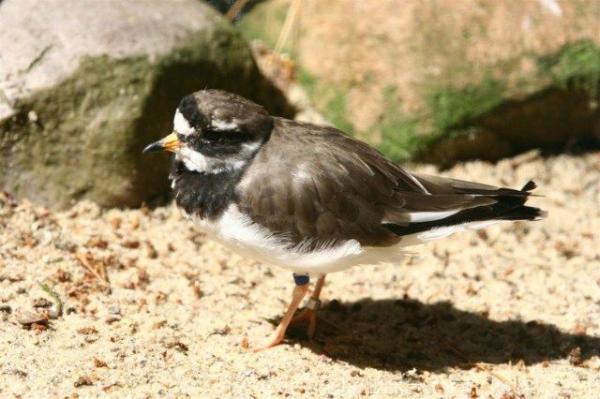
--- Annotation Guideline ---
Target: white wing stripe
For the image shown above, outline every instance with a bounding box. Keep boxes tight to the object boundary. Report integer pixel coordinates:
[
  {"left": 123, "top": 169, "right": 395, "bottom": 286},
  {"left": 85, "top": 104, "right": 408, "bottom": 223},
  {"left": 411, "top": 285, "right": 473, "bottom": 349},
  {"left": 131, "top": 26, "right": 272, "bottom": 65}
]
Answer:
[{"left": 408, "top": 209, "right": 461, "bottom": 223}]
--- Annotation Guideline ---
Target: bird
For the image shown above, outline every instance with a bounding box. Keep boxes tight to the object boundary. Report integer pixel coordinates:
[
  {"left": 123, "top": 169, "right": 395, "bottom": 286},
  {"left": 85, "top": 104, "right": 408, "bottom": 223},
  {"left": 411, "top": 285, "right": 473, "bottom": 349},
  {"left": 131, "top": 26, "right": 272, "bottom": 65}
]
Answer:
[{"left": 143, "top": 89, "right": 545, "bottom": 350}]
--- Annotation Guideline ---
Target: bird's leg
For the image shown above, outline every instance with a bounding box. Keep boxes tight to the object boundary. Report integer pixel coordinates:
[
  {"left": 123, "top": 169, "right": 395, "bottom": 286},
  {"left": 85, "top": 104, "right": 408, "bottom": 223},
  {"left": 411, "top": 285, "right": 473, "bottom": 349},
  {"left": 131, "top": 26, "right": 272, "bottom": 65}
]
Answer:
[
  {"left": 290, "top": 275, "right": 326, "bottom": 339},
  {"left": 253, "top": 274, "right": 309, "bottom": 351}
]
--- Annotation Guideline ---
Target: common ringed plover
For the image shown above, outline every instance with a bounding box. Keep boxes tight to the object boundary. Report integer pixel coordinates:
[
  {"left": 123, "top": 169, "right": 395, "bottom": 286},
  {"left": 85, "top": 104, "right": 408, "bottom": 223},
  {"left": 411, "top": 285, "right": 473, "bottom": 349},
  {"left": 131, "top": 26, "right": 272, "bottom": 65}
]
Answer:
[{"left": 144, "top": 90, "right": 545, "bottom": 349}]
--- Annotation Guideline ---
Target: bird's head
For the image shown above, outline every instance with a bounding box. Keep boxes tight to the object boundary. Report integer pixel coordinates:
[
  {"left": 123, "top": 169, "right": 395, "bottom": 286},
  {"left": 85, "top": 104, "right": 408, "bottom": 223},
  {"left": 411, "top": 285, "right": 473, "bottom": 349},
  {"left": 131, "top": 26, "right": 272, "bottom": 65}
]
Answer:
[{"left": 143, "top": 90, "right": 273, "bottom": 173}]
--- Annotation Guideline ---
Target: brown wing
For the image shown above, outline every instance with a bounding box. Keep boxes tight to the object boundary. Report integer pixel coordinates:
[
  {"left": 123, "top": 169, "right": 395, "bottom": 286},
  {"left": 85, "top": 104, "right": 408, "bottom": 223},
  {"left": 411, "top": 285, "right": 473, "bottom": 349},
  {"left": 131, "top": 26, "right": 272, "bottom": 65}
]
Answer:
[{"left": 236, "top": 119, "right": 499, "bottom": 249}]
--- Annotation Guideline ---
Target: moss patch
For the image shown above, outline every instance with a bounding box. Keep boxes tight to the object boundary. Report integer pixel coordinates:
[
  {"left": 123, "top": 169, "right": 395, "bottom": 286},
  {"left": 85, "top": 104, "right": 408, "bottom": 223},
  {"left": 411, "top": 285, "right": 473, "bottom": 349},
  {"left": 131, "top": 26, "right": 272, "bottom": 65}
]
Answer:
[
  {"left": 296, "top": 68, "right": 355, "bottom": 134},
  {"left": 537, "top": 39, "right": 600, "bottom": 94},
  {"left": 417, "top": 40, "right": 600, "bottom": 165},
  {"left": 239, "top": 0, "right": 600, "bottom": 165},
  {"left": 324, "top": 91, "right": 353, "bottom": 135},
  {"left": 0, "top": 55, "right": 157, "bottom": 207},
  {"left": 378, "top": 88, "right": 423, "bottom": 163},
  {"left": 297, "top": 68, "right": 318, "bottom": 95},
  {"left": 426, "top": 74, "right": 507, "bottom": 132},
  {"left": 377, "top": 76, "right": 508, "bottom": 163}
]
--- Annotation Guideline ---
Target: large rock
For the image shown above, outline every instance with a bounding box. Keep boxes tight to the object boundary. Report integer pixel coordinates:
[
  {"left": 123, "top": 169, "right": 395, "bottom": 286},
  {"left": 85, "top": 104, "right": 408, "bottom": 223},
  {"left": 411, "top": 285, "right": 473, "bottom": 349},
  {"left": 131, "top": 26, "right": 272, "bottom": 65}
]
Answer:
[
  {"left": 241, "top": 0, "right": 600, "bottom": 165},
  {"left": 0, "top": 0, "right": 290, "bottom": 208}
]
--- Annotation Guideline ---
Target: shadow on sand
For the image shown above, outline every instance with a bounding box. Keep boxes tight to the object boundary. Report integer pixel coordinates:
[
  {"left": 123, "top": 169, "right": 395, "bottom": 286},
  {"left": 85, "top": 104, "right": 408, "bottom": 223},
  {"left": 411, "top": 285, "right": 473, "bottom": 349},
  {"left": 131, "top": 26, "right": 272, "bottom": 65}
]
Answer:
[{"left": 280, "top": 297, "right": 600, "bottom": 372}]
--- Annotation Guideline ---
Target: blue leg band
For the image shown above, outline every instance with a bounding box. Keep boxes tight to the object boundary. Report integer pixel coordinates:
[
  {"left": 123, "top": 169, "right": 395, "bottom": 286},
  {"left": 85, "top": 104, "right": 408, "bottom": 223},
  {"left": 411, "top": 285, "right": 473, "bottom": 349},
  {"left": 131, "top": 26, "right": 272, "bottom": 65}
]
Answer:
[{"left": 293, "top": 274, "right": 310, "bottom": 286}]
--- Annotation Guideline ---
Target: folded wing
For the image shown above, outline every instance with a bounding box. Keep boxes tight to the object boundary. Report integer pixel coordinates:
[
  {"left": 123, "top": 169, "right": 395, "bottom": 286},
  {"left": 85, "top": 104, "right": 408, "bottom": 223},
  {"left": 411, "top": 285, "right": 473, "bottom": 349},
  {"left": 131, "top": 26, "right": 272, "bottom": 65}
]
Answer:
[{"left": 237, "top": 119, "right": 545, "bottom": 250}]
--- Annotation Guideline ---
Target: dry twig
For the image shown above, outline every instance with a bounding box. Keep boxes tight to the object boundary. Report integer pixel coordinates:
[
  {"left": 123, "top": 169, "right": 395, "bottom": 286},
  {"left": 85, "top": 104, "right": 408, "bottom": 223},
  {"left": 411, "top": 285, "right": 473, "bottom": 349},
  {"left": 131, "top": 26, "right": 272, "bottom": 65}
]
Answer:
[
  {"left": 275, "top": 0, "right": 303, "bottom": 54},
  {"left": 225, "top": 0, "right": 252, "bottom": 21},
  {"left": 75, "top": 251, "right": 110, "bottom": 287}
]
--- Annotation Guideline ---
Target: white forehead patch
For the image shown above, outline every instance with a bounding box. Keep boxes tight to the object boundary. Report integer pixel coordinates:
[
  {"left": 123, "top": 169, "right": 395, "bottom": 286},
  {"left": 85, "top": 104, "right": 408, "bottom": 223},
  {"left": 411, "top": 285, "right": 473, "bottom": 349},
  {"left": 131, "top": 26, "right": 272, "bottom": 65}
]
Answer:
[
  {"left": 173, "top": 109, "right": 194, "bottom": 136},
  {"left": 211, "top": 118, "right": 239, "bottom": 131}
]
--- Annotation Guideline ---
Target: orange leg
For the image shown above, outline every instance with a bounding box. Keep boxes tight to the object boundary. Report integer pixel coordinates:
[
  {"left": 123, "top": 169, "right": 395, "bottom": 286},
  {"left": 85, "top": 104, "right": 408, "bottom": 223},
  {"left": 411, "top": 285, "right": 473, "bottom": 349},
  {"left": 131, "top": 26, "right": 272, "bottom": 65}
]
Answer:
[
  {"left": 253, "top": 282, "right": 309, "bottom": 351},
  {"left": 290, "top": 275, "right": 326, "bottom": 339}
]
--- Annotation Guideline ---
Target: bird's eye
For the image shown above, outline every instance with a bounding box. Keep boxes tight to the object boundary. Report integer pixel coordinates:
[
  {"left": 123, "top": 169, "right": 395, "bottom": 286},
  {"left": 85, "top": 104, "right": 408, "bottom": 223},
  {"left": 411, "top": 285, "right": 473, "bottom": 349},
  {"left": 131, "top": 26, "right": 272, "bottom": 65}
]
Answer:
[
  {"left": 176, "top": 132, "right": 190, "bottom": 143},
  {"left": 202, "top": 130, "right": 245, "bottom": 144},
  {"left": 203, "top": 131, "right": 224, "bottom": 142}
]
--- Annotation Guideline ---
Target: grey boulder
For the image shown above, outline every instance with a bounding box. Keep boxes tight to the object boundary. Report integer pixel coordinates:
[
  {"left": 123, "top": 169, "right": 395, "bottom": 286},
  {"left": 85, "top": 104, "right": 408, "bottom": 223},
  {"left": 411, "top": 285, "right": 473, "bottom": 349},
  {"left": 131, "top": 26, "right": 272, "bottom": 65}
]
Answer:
[{"left": 0, "top": 0, "right": 289, "bottom": 208}]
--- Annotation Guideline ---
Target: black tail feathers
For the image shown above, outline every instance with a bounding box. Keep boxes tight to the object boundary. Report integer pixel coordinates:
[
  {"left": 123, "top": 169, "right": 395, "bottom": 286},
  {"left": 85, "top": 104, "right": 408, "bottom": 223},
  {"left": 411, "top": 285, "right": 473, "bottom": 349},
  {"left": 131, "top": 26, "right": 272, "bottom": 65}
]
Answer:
[
  {"left": 385, "top": 180, "right": 546, "bottom": 237},
  {"left": 521, "top": 180, "right": 537, "bottom": 192},
  {"left": 469, "top": 179, "right": 546, "bottom": 222},
  {"left": 499, "top": 204, "right": 547, "bottom": 221}
]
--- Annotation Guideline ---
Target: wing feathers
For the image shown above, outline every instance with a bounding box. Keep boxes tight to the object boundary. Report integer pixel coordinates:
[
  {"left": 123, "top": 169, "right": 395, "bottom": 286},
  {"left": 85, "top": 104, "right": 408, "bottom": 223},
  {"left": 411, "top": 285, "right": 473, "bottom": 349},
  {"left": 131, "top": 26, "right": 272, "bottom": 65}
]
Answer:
[{"left": 238, "top": 118, "right": 545, "bottom": 249}]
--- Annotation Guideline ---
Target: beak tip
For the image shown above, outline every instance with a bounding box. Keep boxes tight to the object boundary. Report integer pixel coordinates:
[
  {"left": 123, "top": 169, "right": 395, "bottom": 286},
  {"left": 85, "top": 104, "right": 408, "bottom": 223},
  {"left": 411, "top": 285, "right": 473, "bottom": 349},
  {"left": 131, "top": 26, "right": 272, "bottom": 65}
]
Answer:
[
  {"left": 143, "top": 133, "right": 179, "bottom": 154},
  {"left": 142, "top": 142, "right": 160, "bottom": 154}
]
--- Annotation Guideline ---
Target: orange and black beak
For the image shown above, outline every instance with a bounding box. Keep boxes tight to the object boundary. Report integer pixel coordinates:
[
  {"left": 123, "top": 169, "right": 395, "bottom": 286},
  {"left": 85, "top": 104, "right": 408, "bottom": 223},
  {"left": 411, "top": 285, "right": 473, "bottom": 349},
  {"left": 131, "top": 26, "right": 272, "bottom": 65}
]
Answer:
[{"left": 143, "top": 132, "right": 181, "bottom": 154}]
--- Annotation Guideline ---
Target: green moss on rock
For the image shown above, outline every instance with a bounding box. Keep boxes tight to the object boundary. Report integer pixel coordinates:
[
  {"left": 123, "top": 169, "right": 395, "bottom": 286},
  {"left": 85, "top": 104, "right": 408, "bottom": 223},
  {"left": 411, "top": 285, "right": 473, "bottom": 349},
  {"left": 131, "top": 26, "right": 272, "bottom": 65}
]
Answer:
[
  {"left": 427, "top": 75, "right": 506, "bottom": 132},
  {"left": 0, "top": 20, "right": 290, "bottom": 208},
  {"left": 325, "top": 91, "right": 354, "bottom": 135},
  {"left": 239, "top": 0, "right": 600, "bottom": 165},
  {"left": 296, "top": 68, "right": 355, "bottom": 135},
  {"left": 538, "top": 39, "right": 600, "bottom": 94},
  {"left": 378, "top": 88, "right": 423, "bottom": 163},
  {"left": 379, "top": 40, "right": 600, "bottom": 166},
  {"left": 421, "top": 40, "right": 600, "bottom": 165}
]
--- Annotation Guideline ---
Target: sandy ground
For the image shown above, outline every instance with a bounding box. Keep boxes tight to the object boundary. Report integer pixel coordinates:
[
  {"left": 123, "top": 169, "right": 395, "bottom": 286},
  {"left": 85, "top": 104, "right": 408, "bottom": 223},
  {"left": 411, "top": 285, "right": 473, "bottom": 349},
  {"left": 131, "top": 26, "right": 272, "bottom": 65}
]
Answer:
[{"left": 1, "top": 151, "right": 599, "bottom": 398}]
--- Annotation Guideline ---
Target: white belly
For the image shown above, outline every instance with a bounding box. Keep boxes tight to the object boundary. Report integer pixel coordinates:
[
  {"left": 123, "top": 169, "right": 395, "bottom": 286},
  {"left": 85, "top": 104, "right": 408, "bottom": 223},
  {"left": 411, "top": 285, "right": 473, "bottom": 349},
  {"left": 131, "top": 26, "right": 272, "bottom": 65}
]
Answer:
[
  {"left": 190, "top": 204, "right": 499, "bottom": 275},
  {"left": 190, "top": 204, "right": 410, "bottom": 275}
]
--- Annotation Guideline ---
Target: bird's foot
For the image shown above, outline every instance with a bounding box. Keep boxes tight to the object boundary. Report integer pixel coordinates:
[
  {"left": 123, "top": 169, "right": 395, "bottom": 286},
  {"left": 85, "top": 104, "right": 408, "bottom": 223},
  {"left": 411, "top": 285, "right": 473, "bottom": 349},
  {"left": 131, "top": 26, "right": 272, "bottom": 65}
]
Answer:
[
  {"left": 289, "top": 298, "right": 321, "bottom": 339},
  {"left": 252, "top": 324, "right": 287, "bottom": 352},
  {"left": 251, "top": 282, "right": 309, "bottom": 351},
  {"left": 252, "top": 307, "right": 318, "bottom": 351}
]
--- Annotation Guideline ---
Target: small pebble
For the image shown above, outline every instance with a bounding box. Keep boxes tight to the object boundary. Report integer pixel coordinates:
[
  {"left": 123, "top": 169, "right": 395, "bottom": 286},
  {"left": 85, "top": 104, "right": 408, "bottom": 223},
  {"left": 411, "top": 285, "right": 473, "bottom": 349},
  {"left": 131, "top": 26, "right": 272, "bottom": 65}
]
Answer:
[
  {"left": 16, "top": 309, "right": 48, "bottom": 326},
  {"left": 108, "top": 305, "right": 121, "bottom": 316},
  {"left": 74, "top": 376, "right": 93, "bottom": 387}
]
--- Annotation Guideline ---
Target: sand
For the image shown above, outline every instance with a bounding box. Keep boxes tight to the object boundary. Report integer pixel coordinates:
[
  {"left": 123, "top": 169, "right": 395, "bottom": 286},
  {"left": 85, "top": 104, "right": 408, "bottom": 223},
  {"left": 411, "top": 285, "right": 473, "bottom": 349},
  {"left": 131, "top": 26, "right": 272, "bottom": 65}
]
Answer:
[{"left": 1, "top": 151, "right": 599, "bottom": 398}]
